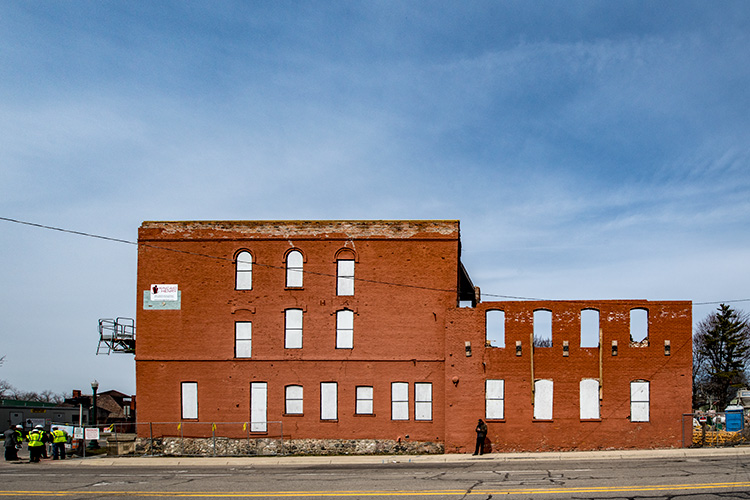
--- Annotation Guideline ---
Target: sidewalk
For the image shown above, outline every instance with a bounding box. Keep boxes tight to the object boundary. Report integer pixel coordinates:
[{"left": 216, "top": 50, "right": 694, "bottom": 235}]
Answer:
[{"left": 6, "top": 446, "right": 750, "bottom": 467}]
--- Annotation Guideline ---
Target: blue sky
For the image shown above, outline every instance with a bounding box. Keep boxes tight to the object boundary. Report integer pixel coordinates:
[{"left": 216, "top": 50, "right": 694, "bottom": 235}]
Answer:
[{"left": 1, "top": 1, "right": 749, "bottom": 396}]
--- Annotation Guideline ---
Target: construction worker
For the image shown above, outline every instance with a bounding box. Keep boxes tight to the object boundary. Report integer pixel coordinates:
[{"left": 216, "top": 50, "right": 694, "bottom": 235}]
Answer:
[
  {"left": 4, "top": 425, "right": 19, "bottom": 461},
  {"left": 51, "top": 426, "right": 68, "bottom": 460},
  {"left": 27, "top": 425, "right": 44, "bottom": 463},
  {"left": 14, "top": 424, "right": 24, "bottom": 445},
  {"left": 39, "top": 426, "right": 50, "bottom": 458}
]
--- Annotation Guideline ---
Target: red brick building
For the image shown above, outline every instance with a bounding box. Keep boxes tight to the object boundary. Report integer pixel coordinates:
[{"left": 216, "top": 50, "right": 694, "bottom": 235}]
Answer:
[{"left": 135, "top": 220, "right": 692, "bottom": 453}]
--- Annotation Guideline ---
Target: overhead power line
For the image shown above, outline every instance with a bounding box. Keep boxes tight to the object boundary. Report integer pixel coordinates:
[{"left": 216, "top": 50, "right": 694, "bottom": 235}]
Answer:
[{"left": 2, "top": 216, "right": 749, "bottom": 307}]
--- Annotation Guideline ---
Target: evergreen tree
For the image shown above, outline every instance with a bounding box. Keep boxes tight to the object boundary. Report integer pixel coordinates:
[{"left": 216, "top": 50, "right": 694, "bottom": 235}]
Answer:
[{"left": 694, "top": 304, "right": 750, "bottom": 410}]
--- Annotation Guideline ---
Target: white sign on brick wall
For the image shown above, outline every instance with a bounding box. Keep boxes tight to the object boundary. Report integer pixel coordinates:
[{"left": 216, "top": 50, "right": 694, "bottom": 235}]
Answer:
[{"left": 150, "top": 284, "right": 178, "bottom": 301}]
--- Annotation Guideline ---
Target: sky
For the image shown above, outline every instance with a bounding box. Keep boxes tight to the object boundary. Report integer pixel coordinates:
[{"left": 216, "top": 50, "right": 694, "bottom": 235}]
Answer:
[{"left": 1, "top": 1, "right": 749, "bottom": 397}]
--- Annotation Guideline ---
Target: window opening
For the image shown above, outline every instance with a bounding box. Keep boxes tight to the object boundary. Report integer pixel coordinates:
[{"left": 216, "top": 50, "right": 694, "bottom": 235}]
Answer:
[
  {"left": 631, "top": 380, "right": 650, "bottom": 422},
  {"left": 235, "top": 322, "right": 252, "bottom": 358},
  {"left": 181, "top": 382, "right": 198, "bottom": 420},
  {"left": 533, "top": 309, "right": 552, "bottom": 347},
  {"left": 391, "top": 382, "right": 409, "bottom": 420},
  {"left": 250, "top": 382, "right": 267, "bottom": 432},
  {"left": 486, "top": 310, "right": 505, "bottom": 348},
  {"left": 337, "top": 259, "right": 355, "bottom": 296},
  {"left": 580, "top": 309, "right": 600, "bottom": 348},
  {"left": 285, "top": 309, "right": 303, "bottom": 349},
  {"left": 534, "top": 379, "right": 553, "bottom": 420},
  {"left": 285, "top": 385, "right": 303, "bottom": 415},
  {"left": 415, "top": 383, "right": 432, "bottom": 421},
  {"left": 336, "top": 309, "right": 354, "bottom": 349},
  {"left": 320, "top": 382, "right": 338, "bottom": 420},
  {"left": 235, "top": 251, "right": 252, "bottom": 290},
  {"left": 630, "top": 308, "right": 649, "bottom": 344},
  {"left": 356, "top": 386, "right": 374, "bottom": 415},
  {"left": 580, "top": 379, "right": 600, "bottom": 419},
  {"left": 485, "top": 379, "right": 505, "bottom": 419},
  {"left": 286, "top": 250, "right": 303, "bottom": 288}
]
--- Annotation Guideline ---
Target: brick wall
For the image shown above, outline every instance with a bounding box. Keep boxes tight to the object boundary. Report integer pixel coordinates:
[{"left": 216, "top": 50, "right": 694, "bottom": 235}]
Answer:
[{"left": 135, "top": 220, "right": 693, "bottom": 453}]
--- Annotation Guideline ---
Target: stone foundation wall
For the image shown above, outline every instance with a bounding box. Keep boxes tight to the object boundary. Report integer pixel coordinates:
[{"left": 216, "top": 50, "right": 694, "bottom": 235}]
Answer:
[{"left": 135, "top": 437, "right": 444, "bottom": 456}]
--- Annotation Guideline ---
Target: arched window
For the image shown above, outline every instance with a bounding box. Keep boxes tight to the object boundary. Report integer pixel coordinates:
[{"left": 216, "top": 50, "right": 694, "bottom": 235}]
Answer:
[
  {"left": 533, "top": 309, "right": 552, "bottom": 347},
  {"left": 336, "top": 309, "right": 354, "bottom": 349},
  {"left": 235, "top": 251, "right": 252, "bottom": 290},
  {"left": 630, "top": 308, "right": 649, "bottom": 343},
  {"left": 580, "top": 309, "right": 600, "bottom": 348},
  {"left": 337, "top": 259, "right": 355, "bottom": 296},
  {"left": 286, "top": 250, "right": 303, "bottom": 288},
  {"left": 486, "top": 310, "right": 505, "bottom": 348}
]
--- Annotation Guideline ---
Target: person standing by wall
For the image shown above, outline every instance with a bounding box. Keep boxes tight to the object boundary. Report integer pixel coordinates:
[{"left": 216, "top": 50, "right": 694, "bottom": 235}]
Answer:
[{"left": 473, "top": 419, "right": 488, "bottom": 456}]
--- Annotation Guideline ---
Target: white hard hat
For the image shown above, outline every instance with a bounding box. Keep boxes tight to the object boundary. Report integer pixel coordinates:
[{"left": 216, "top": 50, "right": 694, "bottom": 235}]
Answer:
[
  {"left": 34, "top": 424, "right": 43, "bottom": 429},
  {"left": 15, "top": 425, "right": 22, "bottom": 429}
]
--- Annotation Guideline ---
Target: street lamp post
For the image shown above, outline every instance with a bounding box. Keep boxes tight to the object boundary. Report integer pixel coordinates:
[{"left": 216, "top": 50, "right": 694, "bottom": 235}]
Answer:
[{"left": 90, "top": 380, "right": 99, "bottom": 449}]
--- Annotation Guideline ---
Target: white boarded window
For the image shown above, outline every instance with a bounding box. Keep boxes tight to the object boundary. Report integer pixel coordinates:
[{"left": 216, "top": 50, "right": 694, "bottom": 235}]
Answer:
[
  {"left": 181, "top": 382, "right": 198, "bottom": 420},
  {"left": 580, "top": 379, "right": 600, "bottom": 419},
  {"left": 285, "top": 385, "right": 303, "bottom": 415},
  {"left": 250, "top": 382, "right": 267, "bottom": 432},
  {"left": 533, "top": 309, "right": 552, "bottom": 347},
  {"left": 337, "top": 259, "right": 355, "bottom": 296},
  {"left": 630, "top": 309, "right": 649, "bottom": 342},
  {"left": 236, "top": 251, "right": 252, "bottom": 290},
  {"left": 286, "top": 250, "right": 303, "bottom": 288},
  {"left": 391, "top": 382, "right": 409, "bottom": 420},
  {"left": 415, "top": 383, "right": 432, "bottom": 421},
  {"left": 580, "top": 309, "right": 600, "bottom": 348},
  {"left": 486, "top": 310, "right": 505, "bottom": 348},
  {"left": 356, "top": 386, "right": 373, "bottom": 415},
  {"left": 631, "top": 381, "right": 650, "bottom": 422},
  {"left": 285, "top": 309, "right": 303, "bottom": 349},
  {"left": 235, "top": 322, "right": 252, "bottom": 358},
  {"left": 336, "top": 309, "right": 354, "bottom": 349},
  {"left": 321, "top": 382, "right": 338, "bottom": 420},
  {"left": 486, "top": 379, "right": 505, "bottom": 420},
  {"left": 534, "top": 379, "right": 553, "bottom": 420}
]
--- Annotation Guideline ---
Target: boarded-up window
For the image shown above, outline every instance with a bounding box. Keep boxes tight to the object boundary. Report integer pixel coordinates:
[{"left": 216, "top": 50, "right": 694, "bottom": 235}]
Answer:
[
  {"left": 337, "top": 259, "right": 354, "bottom": 296},
  {"left": 534, "top": 379, "right": 553, "bottom": 420},
  {"left": 286, "top": 250, "right": 304, "bottom": 288},
  {"left": 236, "top": 251, "right": 252, "bottom": 290},
  {"left": 181, "top": 382, "right": 198, "bottom": 420},
  {"left": 580, "top": 379, "right": 600, "bottom": 419},
  {"left": 391, "top": 382, "right": 409, "bottom": 420},
  {"left": 285, "top": 385, "right": 303, "bottom": 415},
  {"left": 533, "top": 309, "right": 553, "bottom": 347},
  {"left": 235, "top": 322, "right": 252, "bottom": 358},
  {"left": 415, "top": 383, "right": 432, "bottom": 421},
  {"left": 250, "top": 382, "right": 267, "bottom": 432},
  {"left": 356, "top": 386, "right": 373, "bottom": 415},
  {"left": 580, "top": 309, "right": 600, "bottom": 348},
  {"left": 486, "top": 310, "right": 505, "bottom": 348},
  {"left": 285, "top": 309, "right": 303, "bottom": 349},
  {"left": 630, "top": 308, "right": 649, "bottom": 342},
  {"left": 320, "top": 382, "right": 338, "bottom": 420},
  {"left": 485, "top": 379, "right": 505, "bottom": 420},
  {"left": 336, "top": 310, "right": 354, "bottom": 349},
  {"left": 631, "top": 381, "right": 650, "bottom": 422}
]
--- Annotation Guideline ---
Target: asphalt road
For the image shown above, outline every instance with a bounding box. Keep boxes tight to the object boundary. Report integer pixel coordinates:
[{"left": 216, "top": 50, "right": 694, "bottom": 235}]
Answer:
[{"left": 2, "top": 452, "right": 750, "bottom": 499}]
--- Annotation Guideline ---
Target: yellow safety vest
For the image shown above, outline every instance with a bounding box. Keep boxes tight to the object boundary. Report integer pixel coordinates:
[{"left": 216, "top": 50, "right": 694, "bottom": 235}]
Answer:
[
  {"left": 28, "top": 431, "right": 44, "bottom": 447},
  {"left": 52, "top": 429, "right": 67, "bottom": 443}
]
